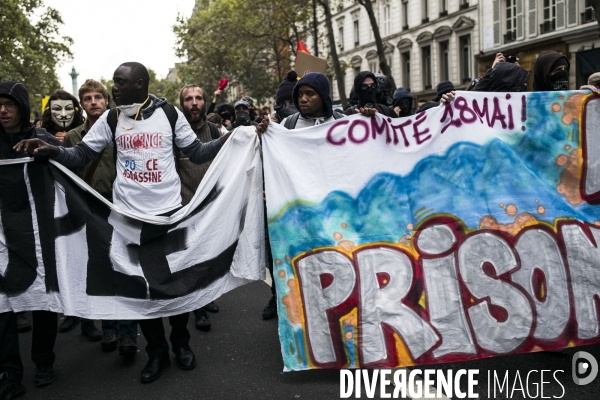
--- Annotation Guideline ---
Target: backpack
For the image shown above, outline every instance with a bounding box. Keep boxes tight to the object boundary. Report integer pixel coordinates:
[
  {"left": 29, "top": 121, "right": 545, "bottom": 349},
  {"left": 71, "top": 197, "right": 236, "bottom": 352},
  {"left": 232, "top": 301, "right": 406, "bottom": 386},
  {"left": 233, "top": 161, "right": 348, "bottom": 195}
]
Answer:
[{"left": 283, "top": 111, "right": 344, "bottom": 129}]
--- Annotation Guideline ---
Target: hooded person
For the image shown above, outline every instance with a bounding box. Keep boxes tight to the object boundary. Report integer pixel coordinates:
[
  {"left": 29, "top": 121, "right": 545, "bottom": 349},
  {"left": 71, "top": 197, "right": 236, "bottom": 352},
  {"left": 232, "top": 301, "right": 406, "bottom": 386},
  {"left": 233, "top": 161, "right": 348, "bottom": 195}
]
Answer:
[
  {"left": 392, "top": 87, "right": 413, "bottom": 117},
  {"left": 473, "top": 62, "right": 530, "bottom": 92},
  {"left": 533, "top": 50, "right": 570, "bottom": 91},
  {"left": 344, "top": 71, "right": 396, "bottom": 117},
  {"left": 273, "top": 71, "right": 298, "bottom": 123},
  {"left": 0, "top": 81, "right": 60, "bottom": 158},
  {"left": 0, "top": 81, "right": 62, "bottom": 393},
  {"left": 277, "top": 72, "right": 347, "bottom": 129},
  {"left": 216, "top": 103, "right": 235, "bottom": 129}
]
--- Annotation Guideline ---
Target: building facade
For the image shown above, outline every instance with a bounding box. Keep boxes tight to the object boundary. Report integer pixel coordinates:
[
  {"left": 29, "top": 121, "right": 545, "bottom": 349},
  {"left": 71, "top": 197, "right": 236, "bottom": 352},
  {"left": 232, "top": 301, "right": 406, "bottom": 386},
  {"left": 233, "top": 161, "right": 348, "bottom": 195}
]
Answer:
[
  {"left": 479, "top": 0, "right": 599, "bottom": 89},
  {"left": 310, "top": 0, "right": 599, "bottom": 104}
]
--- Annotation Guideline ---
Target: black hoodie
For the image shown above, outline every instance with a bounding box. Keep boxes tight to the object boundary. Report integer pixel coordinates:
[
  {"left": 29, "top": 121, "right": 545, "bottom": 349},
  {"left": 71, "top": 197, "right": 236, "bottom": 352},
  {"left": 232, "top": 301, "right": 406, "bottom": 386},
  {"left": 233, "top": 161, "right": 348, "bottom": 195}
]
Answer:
[
  {"left": 533, "top": 51, "right": 570, "bottom": 92},
  {"left": 0, "top": 81, "right": 59, "bottom": 159},
  {"left": 292, "top": 72, "right": 334, "bottom": 119}
]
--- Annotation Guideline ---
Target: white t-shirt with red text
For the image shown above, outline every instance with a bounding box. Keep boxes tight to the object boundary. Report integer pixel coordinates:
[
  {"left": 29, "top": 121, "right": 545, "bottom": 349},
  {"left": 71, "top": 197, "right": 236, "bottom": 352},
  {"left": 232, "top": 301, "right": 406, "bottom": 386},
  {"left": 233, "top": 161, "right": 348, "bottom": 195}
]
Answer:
[{"left": 82, "top": 107, "right": 196, "bottom": 215}]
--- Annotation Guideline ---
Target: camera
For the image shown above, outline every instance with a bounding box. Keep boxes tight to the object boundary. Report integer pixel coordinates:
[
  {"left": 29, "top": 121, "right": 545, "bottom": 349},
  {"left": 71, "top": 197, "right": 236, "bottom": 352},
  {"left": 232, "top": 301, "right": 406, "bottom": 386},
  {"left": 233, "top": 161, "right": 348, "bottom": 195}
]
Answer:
[{"left": 506, "top": 55, "right": 517, "bottom": 63}]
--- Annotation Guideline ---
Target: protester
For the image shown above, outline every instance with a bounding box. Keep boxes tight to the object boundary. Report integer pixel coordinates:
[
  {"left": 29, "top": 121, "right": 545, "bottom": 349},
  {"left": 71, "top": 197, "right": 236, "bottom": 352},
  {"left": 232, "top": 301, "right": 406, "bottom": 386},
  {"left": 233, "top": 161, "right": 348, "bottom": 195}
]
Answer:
[
  {"left": 40, "top": 89, "right": 84, "bottom": 144},
  {"left": 216, "top": 103, "right": 235, "bottom": 129},
  {"left": 63, "top": 79, "right": 139, "bottom": 355},
  {"left": 392, "top": 87, "right": 413, "bottom": 117},
  {"left": 472, "top": 62, "right": 529, "bottom": 92},
  {"left": 588, "top": 72, "right": 600, "bottom": 88},
  {"left": 178, "top": 84, "right": 223, "bottom": 331},
  {"left": 374, "top": 73, "right": 394, "bottom": 107},
  {"left": 206, "top": 88, "right": 223, "bottom": 115},
  {"left": 432, "top": 81, "right": 455, "bottom": 102},
  {"left": 14, "top": 62, "right": 234, "bottom": 384},
  {"left": 0, "top": 81, "right": 62, "bottom": 397},
  {"left": 207, "top": 113, "right": 226, "bottom": 135},
  {"left": 344, "top": 71, "right": 396, "bottom": 117},
  {"left": 226, "top": 100, "right": 258, "bottom": 131},
  {"left": 273, "top": 71, "right": 298, "bottom": 123}
]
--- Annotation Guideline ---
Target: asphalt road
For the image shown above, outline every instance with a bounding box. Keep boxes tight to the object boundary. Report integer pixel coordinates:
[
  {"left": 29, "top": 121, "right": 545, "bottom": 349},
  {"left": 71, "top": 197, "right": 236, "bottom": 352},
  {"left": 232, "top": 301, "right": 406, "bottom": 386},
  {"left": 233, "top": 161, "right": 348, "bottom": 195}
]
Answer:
[{"left": 15, "top": 280, "right": 600, "bottom": 400}]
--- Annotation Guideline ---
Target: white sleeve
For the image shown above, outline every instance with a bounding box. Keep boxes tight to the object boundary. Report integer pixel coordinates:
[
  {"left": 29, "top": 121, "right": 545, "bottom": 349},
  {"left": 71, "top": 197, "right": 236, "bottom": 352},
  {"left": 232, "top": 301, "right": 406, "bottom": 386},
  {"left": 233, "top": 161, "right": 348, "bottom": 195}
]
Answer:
[
  {"left": 173, "top": 108, "right": 197, "bottom": 148},
  {"left": 81, "top": 111, "right": 114, "bottom": 152}
]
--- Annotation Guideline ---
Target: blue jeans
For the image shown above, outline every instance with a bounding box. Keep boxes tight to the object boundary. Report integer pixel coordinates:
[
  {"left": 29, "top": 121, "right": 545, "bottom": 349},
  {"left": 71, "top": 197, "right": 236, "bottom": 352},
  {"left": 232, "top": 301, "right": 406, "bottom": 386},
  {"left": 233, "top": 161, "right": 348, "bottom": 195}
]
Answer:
[{"left": 102, "top": 320, "right": 137, "bottom": 339}]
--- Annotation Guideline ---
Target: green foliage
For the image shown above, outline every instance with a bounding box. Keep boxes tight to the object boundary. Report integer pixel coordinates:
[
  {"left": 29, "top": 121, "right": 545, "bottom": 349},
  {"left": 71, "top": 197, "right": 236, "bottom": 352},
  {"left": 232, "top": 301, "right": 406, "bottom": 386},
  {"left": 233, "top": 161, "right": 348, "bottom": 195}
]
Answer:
[
  {"left": 174, "top": 0, "right": 312, "bottom": 104},
  {"left": 0, "top": 0, "right": 73, "bottom": 115}
]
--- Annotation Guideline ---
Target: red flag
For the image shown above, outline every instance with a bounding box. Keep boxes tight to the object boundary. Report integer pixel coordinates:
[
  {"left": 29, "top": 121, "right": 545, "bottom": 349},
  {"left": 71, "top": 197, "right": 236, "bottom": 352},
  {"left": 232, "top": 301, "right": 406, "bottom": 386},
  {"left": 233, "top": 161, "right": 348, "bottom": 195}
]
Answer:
[{"left": 296, "top": 39, "right": 311, "bottom": 55}]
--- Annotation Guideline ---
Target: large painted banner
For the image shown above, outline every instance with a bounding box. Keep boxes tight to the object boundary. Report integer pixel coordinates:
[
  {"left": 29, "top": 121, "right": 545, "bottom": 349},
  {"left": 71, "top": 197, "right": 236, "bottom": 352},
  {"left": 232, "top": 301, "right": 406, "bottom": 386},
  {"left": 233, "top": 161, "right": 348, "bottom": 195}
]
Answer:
[
  {"left": 0, "top": 128, "right": 264, "bottom": 319},
  {"left": 263, "top": 91, "right": 600, "bottom": 371}
]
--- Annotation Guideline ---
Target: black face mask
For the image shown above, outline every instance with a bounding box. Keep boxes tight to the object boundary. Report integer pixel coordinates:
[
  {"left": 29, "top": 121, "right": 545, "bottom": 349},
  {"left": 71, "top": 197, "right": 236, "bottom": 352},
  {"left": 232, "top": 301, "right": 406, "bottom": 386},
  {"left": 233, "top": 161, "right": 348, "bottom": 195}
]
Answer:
[
  {"left": 358, "top": 86, "right": 376, "bottom": 108},
  {"left": 220, "top": 112, "right": 231, "bottom": 122},
  {"left": 275, "top": 104, "right": 298, "bottom": 122},
  {"left": 236, "top": 111, "right": 250, "bottom": 125},
  {"left": 550, "top": 70, "right": 569, "bottom": 91}
]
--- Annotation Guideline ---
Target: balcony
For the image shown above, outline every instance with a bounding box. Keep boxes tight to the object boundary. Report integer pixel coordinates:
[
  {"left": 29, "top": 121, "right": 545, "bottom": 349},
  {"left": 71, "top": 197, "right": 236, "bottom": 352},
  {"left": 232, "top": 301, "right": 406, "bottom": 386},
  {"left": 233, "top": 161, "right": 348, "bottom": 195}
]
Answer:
[
  {"left": 540, "top": 20, "right": 556, "bottom": 34},
  {"left": 459, "top": 2, "right": 470, "bottom": 10},
  {"left": 403, "top": 24, "right": 409, "bottom": 31},
  {"left": 422, "top": 17, "right": 430, "bottom": 24},
  {"left": 504, "top": 30, "right": 517, "bottom": 44},
  {"left": 439, "top": 10, "right": 448, "bottom": 17},
  {"left": 582, "top": 9, "right": 597, "bottom": 24}
]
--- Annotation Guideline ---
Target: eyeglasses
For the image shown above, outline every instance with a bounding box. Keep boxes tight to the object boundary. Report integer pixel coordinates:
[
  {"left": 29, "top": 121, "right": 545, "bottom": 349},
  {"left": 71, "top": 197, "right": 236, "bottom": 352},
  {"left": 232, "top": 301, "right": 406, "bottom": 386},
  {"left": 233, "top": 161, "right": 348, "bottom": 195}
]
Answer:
[
  {"left": 0, "top": 101, "right": 17, "bottom": 111},
  {"left": 360, "top": 83, "right": 377, "bottom": 91}
]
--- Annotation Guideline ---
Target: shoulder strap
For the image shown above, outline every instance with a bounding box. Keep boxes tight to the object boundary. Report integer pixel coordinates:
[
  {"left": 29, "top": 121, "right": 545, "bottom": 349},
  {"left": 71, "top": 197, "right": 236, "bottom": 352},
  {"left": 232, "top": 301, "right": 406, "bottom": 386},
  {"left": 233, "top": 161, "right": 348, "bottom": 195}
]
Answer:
[
  {"left": 107, "top": 109, "right": 118, "bottom": 164},
  {"left": 207, "top": 121, "right": 220, "bottom": 140},
  {"left": 160, "top": 103, "right": 180, "bottom": 173},
  {"left": 284, "top": 112, "right": 300, "bottom": 129}
]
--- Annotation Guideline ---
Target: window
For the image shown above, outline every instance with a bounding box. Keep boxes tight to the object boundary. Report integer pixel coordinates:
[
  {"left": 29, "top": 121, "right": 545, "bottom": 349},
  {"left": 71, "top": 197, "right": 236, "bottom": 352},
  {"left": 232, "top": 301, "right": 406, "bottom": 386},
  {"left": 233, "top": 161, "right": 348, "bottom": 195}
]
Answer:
[
  {"left": 422, "top": 0, "right": 430, "bottom": 23},
  {"left": 422, "top": 46, "right": 432, "bottom": 90},
  {"left": 440, "top": 0, "right": 448, "bottom": 16},
  {"left": 402, "top": 52, "right": 411, "bottom": 90},
  {"left": 354, "top": 20, "right": 360, "bottom": 46},
  {"left": 460, "top": 36, "right": 471, "bottom": 84},
  {"left": 583, "top": 0, "right": 597, "bottom": 23},
  {"left": 505, "top": 0, "right": 517, "bottom": 43},
  {"left": 440, "top": 41, "right": 450, "bottom": 81},
  {"left": 383, "top": 5, "right": 391, "bottom": 35},
  {"left": 339, "top": 27, "right": 345, "bottom": 51},
  {"left": 403, "top": 0, "right": 409, "bottom": 29},
  {"left": 369, "top": 60, "right": 378, "bottom": 73},
  {"left": 541, "top": 0, "right": 557, "bottom": 33}
]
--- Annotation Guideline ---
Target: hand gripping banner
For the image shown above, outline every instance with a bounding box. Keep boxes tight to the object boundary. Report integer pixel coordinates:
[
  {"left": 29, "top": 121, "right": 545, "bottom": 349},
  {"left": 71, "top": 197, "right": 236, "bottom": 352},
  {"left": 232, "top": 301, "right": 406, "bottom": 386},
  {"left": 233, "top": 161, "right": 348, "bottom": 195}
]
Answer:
[
  {"left": 262, "top": 91, "right": 600, "bottom": 371},
  {"left": 0, "top": 127, "right": 265, "bottom": 319}
]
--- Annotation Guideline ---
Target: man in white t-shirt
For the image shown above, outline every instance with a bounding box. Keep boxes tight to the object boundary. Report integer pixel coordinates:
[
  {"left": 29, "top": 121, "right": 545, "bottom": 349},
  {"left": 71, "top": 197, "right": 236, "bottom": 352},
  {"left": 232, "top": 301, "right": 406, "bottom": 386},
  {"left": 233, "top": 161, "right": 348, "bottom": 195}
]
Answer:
[{"left": 15, "top": 62, "right": 233, "bottom": 384}]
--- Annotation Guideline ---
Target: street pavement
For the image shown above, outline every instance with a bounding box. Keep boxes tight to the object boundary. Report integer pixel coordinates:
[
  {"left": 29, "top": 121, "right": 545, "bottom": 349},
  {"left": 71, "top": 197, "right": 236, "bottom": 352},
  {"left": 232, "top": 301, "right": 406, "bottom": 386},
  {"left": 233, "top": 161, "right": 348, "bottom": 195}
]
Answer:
[{"left": 16, "top": 280, "right": 600, "bottom": 399}]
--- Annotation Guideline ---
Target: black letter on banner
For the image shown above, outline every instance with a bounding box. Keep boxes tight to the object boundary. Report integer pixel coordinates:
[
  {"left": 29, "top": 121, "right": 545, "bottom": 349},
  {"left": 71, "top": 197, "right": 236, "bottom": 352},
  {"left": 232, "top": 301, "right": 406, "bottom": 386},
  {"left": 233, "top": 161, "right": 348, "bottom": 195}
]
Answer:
[
  {"left": 134, "top": 189, "right": 242, "bottom": 300},
  {"left": 48, "top": 164, "right": 147, "bottom": 298},
  {"left": 0, "top": 164, "right": 39, "bottom": 295}
]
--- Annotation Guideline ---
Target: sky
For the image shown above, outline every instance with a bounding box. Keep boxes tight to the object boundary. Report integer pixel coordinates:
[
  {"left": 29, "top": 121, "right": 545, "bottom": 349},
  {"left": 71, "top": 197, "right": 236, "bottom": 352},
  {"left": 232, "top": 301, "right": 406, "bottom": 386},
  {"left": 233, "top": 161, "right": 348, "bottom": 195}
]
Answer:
[{"left": 43, "top": 0, "right": 196, "bottom": 95}]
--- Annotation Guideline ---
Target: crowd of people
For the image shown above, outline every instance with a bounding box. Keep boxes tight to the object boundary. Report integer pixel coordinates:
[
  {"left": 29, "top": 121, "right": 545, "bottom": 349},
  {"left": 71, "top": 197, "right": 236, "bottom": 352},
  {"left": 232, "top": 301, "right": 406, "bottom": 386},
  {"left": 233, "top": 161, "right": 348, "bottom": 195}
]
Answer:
[{"left": 0, "top": 49, "right": 599, "bottom": 399}]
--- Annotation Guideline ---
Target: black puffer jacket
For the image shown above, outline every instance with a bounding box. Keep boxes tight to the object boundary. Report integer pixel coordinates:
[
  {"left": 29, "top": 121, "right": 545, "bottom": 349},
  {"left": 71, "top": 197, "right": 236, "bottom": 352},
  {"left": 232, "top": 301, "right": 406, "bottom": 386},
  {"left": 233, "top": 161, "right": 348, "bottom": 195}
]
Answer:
[{"left": 473, "top": 62, "right": 530, "bottom": 92}]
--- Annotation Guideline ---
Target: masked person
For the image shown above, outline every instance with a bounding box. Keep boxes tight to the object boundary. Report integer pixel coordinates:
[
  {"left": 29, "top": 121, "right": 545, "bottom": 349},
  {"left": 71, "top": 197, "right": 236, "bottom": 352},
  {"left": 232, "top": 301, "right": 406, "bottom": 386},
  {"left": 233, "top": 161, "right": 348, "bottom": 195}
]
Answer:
[
  {"left": 41, "top": 90, "right": 84, "bottom": 144},
  {"left": 344, "top": 71, "right": 397, "bottom": 117},
  {"left": 273, "top": 71, "right": 298, "bottom": 123},
  {"left": 533, "top": 51, "right": 571, "bottom": 91},
  {"left": 1, "top": 81, "right": 63, "bottom": 396},
  {"left": 226, "top": 100, "right": 258, "bottom": 131},
  {"left": 392, "top": 87, "right": 413, "bottom": 117},
  {"left": 473, "top": 62, "right": 529, "bottom": 92},
  {"left": 216, "top": 103, "right": 235, "bottom": 129},
  {"left": 374, "top": 74, "right": 394, "bottom": 108},
  {"left": 14, "top": 62, "right": 234, "bottom": 384}
]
